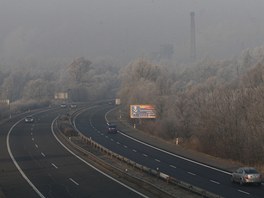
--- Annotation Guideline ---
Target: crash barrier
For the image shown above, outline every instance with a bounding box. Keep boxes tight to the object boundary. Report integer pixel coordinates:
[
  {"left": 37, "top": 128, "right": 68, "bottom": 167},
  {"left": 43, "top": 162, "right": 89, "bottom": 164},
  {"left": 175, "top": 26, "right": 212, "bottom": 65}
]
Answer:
[{"left": 56, "top": 116, "right": 223, "bottom": 198}]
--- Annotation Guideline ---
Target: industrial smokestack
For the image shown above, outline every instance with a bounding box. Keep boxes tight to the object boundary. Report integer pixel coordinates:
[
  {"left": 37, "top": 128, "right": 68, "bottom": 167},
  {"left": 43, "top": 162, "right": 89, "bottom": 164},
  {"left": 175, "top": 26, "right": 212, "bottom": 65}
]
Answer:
[{"left": 190, "top": 11, "right": 196, "bottom": 61}]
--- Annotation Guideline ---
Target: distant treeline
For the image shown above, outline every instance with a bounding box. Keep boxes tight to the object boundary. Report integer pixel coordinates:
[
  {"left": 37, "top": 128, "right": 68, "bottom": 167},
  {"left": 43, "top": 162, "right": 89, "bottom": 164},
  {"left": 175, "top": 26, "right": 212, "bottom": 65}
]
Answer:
[
  {"left": 1, "top": 46, "right": 264, "bottom": 166},
  {"left": 118, "top": 47, "right": 264, "bottom": 166},
  {"left": 0, "top": 57, "right": 119, "bottom": 118}
]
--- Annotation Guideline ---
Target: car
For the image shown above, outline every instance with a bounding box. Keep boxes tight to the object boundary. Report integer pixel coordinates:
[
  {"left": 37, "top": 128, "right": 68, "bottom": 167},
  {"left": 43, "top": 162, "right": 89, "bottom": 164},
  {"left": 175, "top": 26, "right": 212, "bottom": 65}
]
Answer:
[
  {"left": 107, "top": 124, "right": 117, "bottom": 134},
  {"left": 24, "top": 116, "right": 34, "bottom": 123},
  {"left": 231, "top": 167, "right": 262, "bottom": 186},
  {"left": 60, "top": 104, "right": 67, "bottom": 108},
  {"left": 70, "top": 104, "right": 77, "bottom": 108}
]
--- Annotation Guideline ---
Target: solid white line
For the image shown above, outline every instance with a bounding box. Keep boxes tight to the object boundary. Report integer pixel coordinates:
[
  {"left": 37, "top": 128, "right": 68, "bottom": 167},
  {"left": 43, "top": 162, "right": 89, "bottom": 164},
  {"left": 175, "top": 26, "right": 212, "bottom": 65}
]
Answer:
[
  {"left": 210, "top": 180, "right": 220, "bottom": 185},
  {"left": 7, "top": 119, "right": 45, "bottom": 198},
  {"left": 51, "top": 163, "right": 58, "bottom": 169},
  {"left": 52, "top": 117, "right": 148, "bottom": 198},
  {"left": 238, "top": 190, "right": 250, "bottom": 195},
  {"left": 69, "top": 178, "right": 79, "bottom": 186},
  {"left": 41, "top": 152, "right": 46, "bottom": 157},
  {"left": 119, "top": 130, "right": 231, "bottom": 175},
  {"left": 188, "top": 172, "right": 196, "bottom": 176}
]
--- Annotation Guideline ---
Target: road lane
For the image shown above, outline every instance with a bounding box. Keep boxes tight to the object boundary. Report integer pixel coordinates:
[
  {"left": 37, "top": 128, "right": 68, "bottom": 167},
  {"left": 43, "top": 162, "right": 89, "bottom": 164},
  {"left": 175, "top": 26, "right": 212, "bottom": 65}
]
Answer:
[
  {"left": 7, "top": 108, "right": 146, "bottom": 198},
  {"left": 74, "top": 104, "right": 264, "bottom": 198}
]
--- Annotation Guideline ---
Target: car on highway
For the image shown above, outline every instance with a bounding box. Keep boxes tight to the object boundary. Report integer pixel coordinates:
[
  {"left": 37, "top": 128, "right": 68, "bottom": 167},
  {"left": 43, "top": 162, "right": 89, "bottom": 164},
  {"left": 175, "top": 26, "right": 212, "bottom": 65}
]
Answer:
[
  {"left": 60, "top": 104, "right": 67, "bottom": 108},
  {"left": 24, "top": 116, "right": 34, "bottom": 123},
  {"left": 231, "top": 167, "right": 262, "bottom": 186},
  {"left": 107, "top": 123, "right": 117, "bottom": 134},
  {"left": 70, "top": 104, "right": 77, "bottom": 108}
]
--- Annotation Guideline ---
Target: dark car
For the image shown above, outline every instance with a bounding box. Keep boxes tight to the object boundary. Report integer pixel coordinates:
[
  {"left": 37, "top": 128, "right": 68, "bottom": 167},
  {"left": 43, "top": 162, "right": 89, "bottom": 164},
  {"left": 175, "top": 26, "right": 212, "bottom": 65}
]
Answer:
[
  {"left": 231, "top": 167, "right": 262, "bottom": 186},
  {"left": 24, "top": 116, "right": 34, "bottom": 123},
  {"left": 107, "top": 124, "right": 117, "bottom": 134}
]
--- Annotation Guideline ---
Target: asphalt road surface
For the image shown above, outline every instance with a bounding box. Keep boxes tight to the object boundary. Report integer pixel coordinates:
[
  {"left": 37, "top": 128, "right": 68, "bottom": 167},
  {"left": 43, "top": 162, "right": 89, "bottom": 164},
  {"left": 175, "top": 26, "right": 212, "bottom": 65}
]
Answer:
[
  {"left": 0, "top": 107, "right": 147, "bottom": 198},
  {"left": 74, "top": 104, "right": 264, "bottom": 198}
]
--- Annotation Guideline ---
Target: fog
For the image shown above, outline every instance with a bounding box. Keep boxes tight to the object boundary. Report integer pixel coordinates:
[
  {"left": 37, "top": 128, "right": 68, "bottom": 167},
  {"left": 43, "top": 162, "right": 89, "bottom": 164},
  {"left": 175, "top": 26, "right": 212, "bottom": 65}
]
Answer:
[{"left": 1, "top": 0, "right": 264, "bottom": 68}]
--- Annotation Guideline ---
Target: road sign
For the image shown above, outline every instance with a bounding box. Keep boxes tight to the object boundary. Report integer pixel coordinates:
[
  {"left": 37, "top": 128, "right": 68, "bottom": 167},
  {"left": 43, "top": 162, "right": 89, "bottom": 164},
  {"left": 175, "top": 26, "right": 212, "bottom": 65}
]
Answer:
[{"left": 130, "top": 105, "right": 156, "bottom": 119}]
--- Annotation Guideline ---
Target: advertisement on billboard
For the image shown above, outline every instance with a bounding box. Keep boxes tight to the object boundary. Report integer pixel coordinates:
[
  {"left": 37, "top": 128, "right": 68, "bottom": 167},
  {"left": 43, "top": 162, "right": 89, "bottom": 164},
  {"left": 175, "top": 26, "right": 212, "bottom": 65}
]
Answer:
[
  {"left": 54, "top": 92, "right": 68, "bottom": 100},
  {"left": 130, "top": 105, "right": 156, "bottom": 119}
]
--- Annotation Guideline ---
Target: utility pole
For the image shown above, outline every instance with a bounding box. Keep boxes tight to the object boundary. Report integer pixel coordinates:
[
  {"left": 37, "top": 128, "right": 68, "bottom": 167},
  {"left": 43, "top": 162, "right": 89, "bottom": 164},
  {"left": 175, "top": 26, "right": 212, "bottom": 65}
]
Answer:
[{"left": 190, "top": 11, "right": 196, "bottom": 61}]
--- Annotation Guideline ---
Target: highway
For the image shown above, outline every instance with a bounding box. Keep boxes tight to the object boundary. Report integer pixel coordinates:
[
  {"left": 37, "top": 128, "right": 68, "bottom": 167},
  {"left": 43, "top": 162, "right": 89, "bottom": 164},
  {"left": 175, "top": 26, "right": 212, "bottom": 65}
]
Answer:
[
  {"left": 74, "top": 104, "right": 264, "bottom": 198},
  {"left": 1, "top": 107, "right": 147, "bottom": 198}
]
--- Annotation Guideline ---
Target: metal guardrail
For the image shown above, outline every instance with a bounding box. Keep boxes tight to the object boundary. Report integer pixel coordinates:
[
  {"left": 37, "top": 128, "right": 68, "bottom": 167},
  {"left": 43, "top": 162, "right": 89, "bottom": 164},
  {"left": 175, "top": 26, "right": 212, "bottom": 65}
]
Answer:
[
  {"left": 77, "top": 133, "right": 223, "bottom": 198},
  {"left": 56, "top": 113, "right": 223, "bottom": 198}
]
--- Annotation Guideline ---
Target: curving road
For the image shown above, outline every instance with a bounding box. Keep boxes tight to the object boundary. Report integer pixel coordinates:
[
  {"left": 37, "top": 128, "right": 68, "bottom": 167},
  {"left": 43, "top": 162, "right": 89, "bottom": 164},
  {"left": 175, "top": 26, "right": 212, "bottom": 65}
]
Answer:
[
  {"left": 74, "top": 104, "right": 264, "bottom": 198},
  {"left": 1, "top": 107, "right": 147, "bottom": 198}
]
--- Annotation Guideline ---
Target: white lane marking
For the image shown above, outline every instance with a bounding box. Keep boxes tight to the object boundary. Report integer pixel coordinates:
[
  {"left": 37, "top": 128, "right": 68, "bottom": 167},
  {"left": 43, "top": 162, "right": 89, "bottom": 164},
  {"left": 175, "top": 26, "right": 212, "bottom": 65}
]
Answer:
[
  {"left": 118, "top": 128, "right": 231, "bottom": 175},
  {"left": 32, "top": 138, "right": 34, "bottom": 141},
  {"left": 155, "top": 159, "right": 160, "bottom": 163},
  {"left": 105, "top": 136, "right": 109, "bottom": 139},
  {"left": 31, "top": 132, "right": 33, "bottom": 136},
  {"left": 210, "top": 180, "right": 220, "bottom": 185},
  {"left": 69, "top": 178, "right": 79, "bottom": 186},
  {"left": 110, "top": 139, "right": 114, "bottom": 141},
  {"left": 188, "top": 172, "right": 196, "bottom": 176},
  {"left": 106, "top": 104, "right": 231, "bottom": 176},
  {"left": 170, "top": 165, "right": 176, "bottom": 169},
  {"left": 123, "top": 145, "right": 128, "bottom": 148},
  {"left": 238, "top": 190, "right": 250, "bottom": 195},
  {"left": 132, "top": 149, "right": 137, "bottom": 152},
  {"left": 143, "top": 154, "right": 148, "bottom": 157},
  {"left": 35, "top": 144, "right": 39, "bottom": 148},
  {"left": 41, "top": 152, "right": 46, "bottom": 157},
  {"left": 51, "top": 163, "right": 58, "bottom": 169},
  {"left": 116, "top": 142, "right": 120, "bottom": 145},
  {"left": 52, "top": 117, "right": 149, "bottom": 198},
  {"left": 7, "top": 118, "right": 46, "bottom": 198}
]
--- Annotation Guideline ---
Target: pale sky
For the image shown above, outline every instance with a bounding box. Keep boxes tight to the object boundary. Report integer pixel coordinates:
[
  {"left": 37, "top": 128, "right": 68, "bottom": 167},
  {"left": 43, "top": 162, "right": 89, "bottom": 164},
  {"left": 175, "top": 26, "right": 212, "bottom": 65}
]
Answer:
[{"left": 1, "top": 0, "right": 264, "bottom": 66}]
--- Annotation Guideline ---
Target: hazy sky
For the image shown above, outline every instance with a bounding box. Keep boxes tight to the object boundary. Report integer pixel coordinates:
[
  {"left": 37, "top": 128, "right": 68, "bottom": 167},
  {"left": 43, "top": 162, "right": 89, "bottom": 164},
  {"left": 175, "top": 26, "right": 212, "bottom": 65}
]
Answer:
[{"left": 1, "top": 0, "right": 264, "bottom": 66}]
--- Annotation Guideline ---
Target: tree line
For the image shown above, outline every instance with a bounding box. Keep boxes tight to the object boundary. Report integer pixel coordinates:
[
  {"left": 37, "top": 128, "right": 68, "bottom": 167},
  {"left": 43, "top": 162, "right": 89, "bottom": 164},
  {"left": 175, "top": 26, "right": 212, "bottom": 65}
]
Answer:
[
  {"left": 0, "top": 57, "right": 119, "bottom": 118},
  {"left": 118, "top": 47, "right": 264, "bottom": 166},
  {"left": 1, "top": 46, "right": 264, "bottom": 166}
]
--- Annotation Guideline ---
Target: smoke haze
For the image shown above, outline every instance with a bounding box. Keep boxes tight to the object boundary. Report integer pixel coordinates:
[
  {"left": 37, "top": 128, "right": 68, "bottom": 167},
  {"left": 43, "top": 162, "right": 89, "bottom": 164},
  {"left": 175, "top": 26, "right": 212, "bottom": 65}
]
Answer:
[{"left": 1, "top": 0, "right": 264, "bottom": 67}]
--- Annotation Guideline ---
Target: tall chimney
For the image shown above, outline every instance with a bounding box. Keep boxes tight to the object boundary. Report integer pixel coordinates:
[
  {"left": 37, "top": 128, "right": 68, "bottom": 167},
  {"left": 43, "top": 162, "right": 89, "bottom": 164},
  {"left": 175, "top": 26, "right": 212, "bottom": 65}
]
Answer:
[{"left": 190, "top": 11, "right": 196, "bottom": 61}]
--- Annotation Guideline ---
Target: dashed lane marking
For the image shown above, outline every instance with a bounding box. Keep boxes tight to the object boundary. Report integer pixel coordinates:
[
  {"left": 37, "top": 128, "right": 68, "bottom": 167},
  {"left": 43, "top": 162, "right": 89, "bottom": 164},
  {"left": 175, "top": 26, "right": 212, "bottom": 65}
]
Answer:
[
  {"left": 51, "top": 163, "right": 58, "bottom": 169},
  {"left": 187, "top": 172, "right": 196, "bottom": 176},
  {"left": 69, "top": 178, "right": 79, "bottom": 186},
  {"left": 238, "top": 190, "right": 250, "bottom": 195},
  {"left": 210, "top": 180, "right": 220, "bottom": 185}
]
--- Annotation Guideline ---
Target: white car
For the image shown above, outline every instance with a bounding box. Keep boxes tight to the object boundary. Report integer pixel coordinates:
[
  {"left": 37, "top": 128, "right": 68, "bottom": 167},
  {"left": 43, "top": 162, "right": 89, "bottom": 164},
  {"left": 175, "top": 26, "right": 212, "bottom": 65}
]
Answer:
[
  {"left": 25, "top": 116, "right": 34, "bottom": 123},
  {"left": 231, "top": 167, "right": 262, "bottom": 186}
]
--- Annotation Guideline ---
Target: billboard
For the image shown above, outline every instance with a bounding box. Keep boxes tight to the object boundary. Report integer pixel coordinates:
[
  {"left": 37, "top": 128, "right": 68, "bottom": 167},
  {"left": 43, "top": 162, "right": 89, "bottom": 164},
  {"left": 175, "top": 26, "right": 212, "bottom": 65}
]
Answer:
[
  {"left": 130, "top": 105, "right": 156, "bottom": 119},
  {"left": 54, "top": 92, "right": 68, "bottom": 100}
]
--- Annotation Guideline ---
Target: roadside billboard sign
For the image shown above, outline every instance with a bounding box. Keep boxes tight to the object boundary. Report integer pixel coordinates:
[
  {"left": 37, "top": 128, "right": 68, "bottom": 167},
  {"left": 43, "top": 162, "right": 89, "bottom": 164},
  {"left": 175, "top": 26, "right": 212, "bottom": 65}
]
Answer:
[
  {"left": 130, "top": 105, "right": 156, "bottom": 119},
  {"left": 54, "top": 92, "right": 68, "bottom": 100}
]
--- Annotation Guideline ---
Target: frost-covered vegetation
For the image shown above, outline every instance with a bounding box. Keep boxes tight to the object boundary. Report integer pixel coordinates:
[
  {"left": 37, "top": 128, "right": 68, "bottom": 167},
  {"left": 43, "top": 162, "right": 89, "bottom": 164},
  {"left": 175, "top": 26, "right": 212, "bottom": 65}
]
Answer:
[
  {"left": 118, "top": 47, "right": 264, "bottom": 166},
  {"left": 1, "top": 46, "right": 264, "bottom": 165}
]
